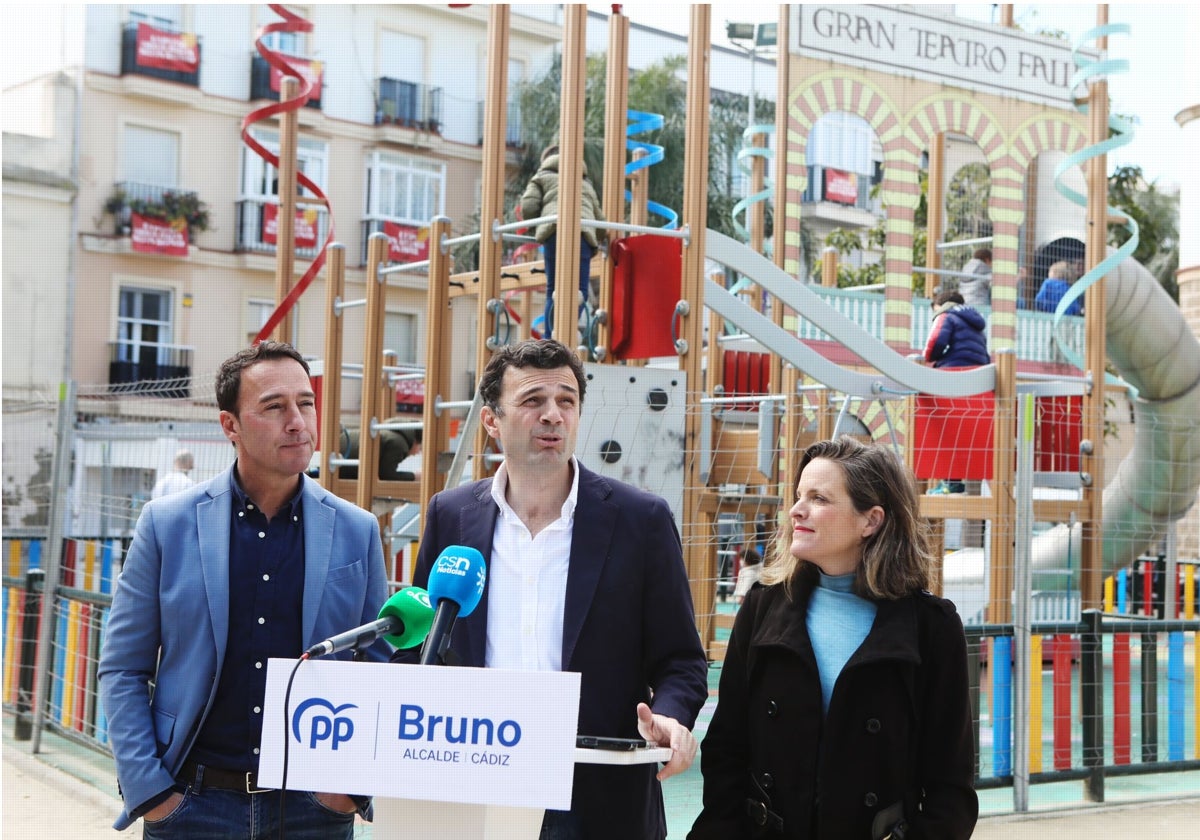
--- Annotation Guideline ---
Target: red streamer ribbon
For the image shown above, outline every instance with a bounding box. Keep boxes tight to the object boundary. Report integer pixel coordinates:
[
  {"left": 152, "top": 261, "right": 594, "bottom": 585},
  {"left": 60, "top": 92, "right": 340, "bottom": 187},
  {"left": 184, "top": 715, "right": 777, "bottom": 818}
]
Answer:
[{"left": 243, "top": 4, "right": 334, "bottom": 344}]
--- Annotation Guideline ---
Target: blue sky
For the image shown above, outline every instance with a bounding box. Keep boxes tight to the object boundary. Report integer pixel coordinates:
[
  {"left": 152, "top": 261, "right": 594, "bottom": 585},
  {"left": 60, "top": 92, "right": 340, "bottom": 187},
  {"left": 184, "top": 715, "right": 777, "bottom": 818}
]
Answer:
[{"left": 596, "top": 2, "right": 1189, "bottom": 188}]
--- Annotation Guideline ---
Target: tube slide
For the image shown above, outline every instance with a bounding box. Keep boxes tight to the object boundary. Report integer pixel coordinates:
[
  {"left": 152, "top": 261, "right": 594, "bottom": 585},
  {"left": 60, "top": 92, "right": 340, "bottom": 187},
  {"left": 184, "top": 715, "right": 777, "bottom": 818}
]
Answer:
[{"left": 1027, "top": 252, "right": 1200, "bottom": 586}]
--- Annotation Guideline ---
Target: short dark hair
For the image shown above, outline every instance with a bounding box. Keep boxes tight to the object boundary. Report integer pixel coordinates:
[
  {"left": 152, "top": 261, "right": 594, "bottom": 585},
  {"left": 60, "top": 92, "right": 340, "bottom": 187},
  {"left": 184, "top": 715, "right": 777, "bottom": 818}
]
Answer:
[
  {"left": 477, "top": 339, "right": 586, "bottom": 413},
  {"left": 973, "top": 247, "right": 992, "bottom": 262},
  {"left": 215, "top": 341, "right": 310, "bottom": 415},
  {"left": 934, "top": 290, "right": 964, "bottom": 308}
]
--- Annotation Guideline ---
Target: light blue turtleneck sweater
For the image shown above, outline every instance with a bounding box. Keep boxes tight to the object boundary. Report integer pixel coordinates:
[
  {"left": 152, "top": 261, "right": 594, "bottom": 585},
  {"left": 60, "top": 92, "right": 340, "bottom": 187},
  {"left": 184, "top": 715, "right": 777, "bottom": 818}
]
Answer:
[{"left": 806, "top": 570, "right": 878, "bottom": 713}]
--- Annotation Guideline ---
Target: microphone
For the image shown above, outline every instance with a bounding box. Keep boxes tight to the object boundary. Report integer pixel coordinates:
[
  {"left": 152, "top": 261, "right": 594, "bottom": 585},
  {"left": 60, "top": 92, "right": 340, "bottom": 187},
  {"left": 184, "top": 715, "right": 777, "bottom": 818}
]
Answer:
[
  {"left": 306, "top": 586, "right": 435, "bottom": 658},
  {"left": 419, "top": 545, "right": 486, "bottom": 666}
]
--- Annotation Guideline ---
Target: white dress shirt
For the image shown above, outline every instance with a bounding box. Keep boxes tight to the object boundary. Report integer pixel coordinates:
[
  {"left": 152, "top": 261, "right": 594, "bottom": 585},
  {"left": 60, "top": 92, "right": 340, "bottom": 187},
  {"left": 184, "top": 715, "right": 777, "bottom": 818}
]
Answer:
[{"left": 485, "top": 457, "right": 579, "bottom": 671}]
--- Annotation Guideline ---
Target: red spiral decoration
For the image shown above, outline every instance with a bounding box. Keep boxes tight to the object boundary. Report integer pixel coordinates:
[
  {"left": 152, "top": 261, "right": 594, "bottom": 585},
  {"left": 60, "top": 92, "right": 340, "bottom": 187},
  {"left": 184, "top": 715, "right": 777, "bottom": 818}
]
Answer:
[{"left": 244, "top": 5, "right": 333, "bottom": 344}]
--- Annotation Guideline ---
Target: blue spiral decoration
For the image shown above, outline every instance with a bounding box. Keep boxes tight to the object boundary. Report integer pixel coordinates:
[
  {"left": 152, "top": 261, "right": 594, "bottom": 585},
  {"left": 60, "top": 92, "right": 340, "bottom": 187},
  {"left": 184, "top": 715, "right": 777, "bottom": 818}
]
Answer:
[
  {"left": 1050, "top": 21, "right": 1139, "bottom": 385},
  {"left": 625, "top": 109, "right": 679, "bottom": 230}
]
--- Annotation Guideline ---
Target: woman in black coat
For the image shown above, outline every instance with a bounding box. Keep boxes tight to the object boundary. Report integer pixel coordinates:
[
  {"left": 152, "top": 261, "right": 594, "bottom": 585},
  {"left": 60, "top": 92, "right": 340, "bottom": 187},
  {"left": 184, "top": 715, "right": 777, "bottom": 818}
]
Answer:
[{"left": 690, "top": 437, "right": 978, "bottom": 840}]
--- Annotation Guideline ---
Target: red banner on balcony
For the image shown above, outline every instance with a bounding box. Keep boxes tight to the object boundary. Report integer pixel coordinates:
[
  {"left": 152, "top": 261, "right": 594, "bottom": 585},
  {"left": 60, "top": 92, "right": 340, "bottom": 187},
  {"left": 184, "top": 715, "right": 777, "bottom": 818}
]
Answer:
[
  {"left": 383, "top": 222, "right": 431, "bottom": 263},
  {"left": 395, "top": 378, "right": 425, "bottom": 409},
  {"left": 824, "top": 168, "right": 858, "bottom": 205},
  {"left": 135, "top": 23, "right": 199, "bottom": 73},
  {"left": 270, "top": 57, "right": 323, "bottom": 102},
  {"left": 130, "top": 213, "right": 189, "bottom": 256},
  {"left": 262, "top": 204, "right": 319, "bottom": 249}
]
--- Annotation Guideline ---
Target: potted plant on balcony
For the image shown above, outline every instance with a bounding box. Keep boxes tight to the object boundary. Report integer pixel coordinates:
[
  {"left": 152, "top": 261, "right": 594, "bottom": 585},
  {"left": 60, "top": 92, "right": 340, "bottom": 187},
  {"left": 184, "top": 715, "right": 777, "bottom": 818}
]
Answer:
[{"left": 104, "top": 187, "right": 211, "bottom": 237}]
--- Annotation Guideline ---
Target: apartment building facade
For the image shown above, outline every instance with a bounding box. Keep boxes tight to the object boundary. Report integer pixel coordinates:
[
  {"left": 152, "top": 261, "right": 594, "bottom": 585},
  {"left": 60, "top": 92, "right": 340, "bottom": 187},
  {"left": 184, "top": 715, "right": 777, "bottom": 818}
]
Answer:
[{"left": 5, "top": 4, "right": 564, "bottom": 407}]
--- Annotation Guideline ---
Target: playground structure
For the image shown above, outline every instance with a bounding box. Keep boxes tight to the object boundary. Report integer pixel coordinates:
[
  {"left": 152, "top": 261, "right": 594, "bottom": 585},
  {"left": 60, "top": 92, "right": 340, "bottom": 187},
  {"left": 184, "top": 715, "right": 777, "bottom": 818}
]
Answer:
[
  {"left": 289, "top": 4, "right": 1200, "bottom": 630},
  {"left": 5, "top": 3, "right": 1199, "bottom": 816}
]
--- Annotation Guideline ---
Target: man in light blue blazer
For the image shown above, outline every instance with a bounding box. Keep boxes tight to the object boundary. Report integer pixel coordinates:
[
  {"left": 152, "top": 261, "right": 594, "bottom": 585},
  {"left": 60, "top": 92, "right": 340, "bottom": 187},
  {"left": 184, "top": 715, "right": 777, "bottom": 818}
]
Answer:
[{"left": 98, "top": 342, "right": 390, "bottom": 838}]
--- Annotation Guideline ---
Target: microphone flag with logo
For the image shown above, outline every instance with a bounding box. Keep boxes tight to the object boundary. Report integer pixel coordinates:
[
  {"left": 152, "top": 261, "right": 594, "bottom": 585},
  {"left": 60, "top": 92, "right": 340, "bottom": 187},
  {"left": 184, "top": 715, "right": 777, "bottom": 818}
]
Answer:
[
  {"left": 306, "top": 585, "right": 435, "bottom": 658},
  {"left": 419, "top": 545, "right": 486, "bottom": 665}
]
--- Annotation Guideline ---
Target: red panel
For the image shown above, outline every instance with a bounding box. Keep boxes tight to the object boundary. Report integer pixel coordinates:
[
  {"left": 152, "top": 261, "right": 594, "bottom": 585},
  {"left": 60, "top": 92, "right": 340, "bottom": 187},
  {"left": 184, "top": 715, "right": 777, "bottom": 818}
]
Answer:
[
  {"left": 1051, "top": 635, "right": 1073, "bottom": 770},
  {"left": 1112, "top": 633, "right": 1131, "bottom": 764},
  {"left": 62, "top": 540, "right": 77, "bottom": 589},
  {"left": 1036, "top": 396, "right": 1082, "bottom": 472},
  {"left": 736, "top": 351, "right": 751, "bottom": 410},
  {"left": 609, "top": 235, "right": 682, "bottom": 360},
  {"left": 911, "top": 393, "right": 995, "bottom": 481}
]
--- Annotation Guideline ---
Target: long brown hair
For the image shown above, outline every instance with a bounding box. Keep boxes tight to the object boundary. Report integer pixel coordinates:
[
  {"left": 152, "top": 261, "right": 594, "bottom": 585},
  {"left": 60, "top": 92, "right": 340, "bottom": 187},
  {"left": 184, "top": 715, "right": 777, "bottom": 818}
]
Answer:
[{"left": 762, "top": 436, "right": 934, "bottom": 600}]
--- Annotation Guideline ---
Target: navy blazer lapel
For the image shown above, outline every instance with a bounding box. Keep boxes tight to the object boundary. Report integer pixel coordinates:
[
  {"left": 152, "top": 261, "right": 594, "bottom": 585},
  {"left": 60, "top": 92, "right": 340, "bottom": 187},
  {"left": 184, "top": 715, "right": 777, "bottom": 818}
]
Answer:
[
  {"left": 562, "top": 466, "right": 617, "bottom": 668},
  {"left": 458, "top": 481, "right": 499, "bottom": 667}
]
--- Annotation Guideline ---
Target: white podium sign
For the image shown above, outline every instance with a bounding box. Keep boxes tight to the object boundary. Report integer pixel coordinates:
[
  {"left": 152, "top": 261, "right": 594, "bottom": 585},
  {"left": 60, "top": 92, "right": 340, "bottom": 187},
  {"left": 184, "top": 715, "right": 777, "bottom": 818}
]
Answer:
[{"left": 259, "top": 660, "right": 581, "bottom": 810}]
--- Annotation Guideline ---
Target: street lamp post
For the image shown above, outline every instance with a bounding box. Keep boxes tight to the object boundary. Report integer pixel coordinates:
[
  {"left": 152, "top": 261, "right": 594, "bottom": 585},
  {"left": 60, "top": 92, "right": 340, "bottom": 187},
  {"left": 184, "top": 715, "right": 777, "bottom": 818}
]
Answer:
[{"left": 726, "top": 21, "right": 777, "bottom": 127}]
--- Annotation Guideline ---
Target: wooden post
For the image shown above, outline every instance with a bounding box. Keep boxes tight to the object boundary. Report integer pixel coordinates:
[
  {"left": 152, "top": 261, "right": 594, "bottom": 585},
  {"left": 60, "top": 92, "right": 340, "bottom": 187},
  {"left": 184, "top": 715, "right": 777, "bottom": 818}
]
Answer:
[
  {"left": 553, "top": 4, "right": 588, "bottom": 349},
  {"left": 988, "top": 350, "right": 1017, "bottom": 624},
  {"left": 630, "top": 148, "right": 649, "bottom": 228},
  {"left": 473, "top": 4, "right": 510, "bottom": 478},
  {"left": 924, "top": 131, "right": 945, "bottom": 299},
  {"left": 356, "top": 234, "right": 389, "bottom": 514},
  {"left": 1080, "top": 5, "right": 1110, "bottom": 611},
  {"left": 706, "top": 271, "right": 725, "bottom": 396},
  {"left": 748, "top": 131, "right": 768, "bottom": 313},
  {"left": 680, "top": 5, "right": 713, "bottom": 648},
  {"left": 318, "top": 243, "right": 345, "bottom": 492},
  {"left": 272, "top": 77, "right": 299, "bottom": 344},
  {"left": 421, "top": 216, "right": 454, "bottom": 510},
  {"left": 772, "top": 5, "right": 796, "bottom": 508},
  {"left": 600, "top": 9, "right": 630, "bottom": 360},
  {"left": 821, "top": 247, "right": 839, "bottom": 287}
]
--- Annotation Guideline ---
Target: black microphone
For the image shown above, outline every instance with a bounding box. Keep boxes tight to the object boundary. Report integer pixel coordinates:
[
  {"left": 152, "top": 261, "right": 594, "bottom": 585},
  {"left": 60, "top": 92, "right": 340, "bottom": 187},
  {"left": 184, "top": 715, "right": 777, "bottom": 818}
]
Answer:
[
  {"left": 305, "top": 586, "right": 435, "bottom": 658},
  {"left": 419, "top": 545, "right": 487, "bottom": 666}
]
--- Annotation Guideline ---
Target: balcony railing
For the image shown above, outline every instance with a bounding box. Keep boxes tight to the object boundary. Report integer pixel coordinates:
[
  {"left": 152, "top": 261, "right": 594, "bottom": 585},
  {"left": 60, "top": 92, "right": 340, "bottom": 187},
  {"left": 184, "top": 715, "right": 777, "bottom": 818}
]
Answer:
[
  {"left": 235, "top": 198, "right": 329, "bottom": 260},
  {"left": 120, "top": 22, "right": 201, "bottom": 87},
  {"left": 109, "top": 181, "right": 201, "bottom": 234},
  {"left": 250, "top": 54, "right": 321, "bottom": 109},
  {"left": 786, "top": 286, "right": 1085, "bottom": 365},
  {"left": 108, "top": 341, "right": 193, "bottom": 398},
  {"left": 376, "top": 78, "right": 443, "bottom": 133},
  {"left": 476, "top": 99, "right": 523, "bottom": 147}
]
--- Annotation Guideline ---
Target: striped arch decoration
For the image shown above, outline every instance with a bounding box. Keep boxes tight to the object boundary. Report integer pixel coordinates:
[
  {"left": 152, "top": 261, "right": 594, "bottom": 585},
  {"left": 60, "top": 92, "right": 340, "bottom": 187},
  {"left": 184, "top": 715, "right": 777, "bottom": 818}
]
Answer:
[
  {"left": 781, "top": 71, "right": 902, "bottom": 279},
  {"left": 901, "top": 94, "right": 1009, "bottom": 348},
  {"left": 1001, "top": 118, "right": 1089, "bottom": 349},
  {"left": 1010, "top": 117, "right": 1090, "bottom": 172}
]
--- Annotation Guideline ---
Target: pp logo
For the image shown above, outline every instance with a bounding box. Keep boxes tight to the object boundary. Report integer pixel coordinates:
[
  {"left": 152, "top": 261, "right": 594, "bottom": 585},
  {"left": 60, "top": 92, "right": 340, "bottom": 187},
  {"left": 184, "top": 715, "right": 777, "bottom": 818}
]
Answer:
[{"left": 292, "top": 697, "right": 357, "bottom": 750}]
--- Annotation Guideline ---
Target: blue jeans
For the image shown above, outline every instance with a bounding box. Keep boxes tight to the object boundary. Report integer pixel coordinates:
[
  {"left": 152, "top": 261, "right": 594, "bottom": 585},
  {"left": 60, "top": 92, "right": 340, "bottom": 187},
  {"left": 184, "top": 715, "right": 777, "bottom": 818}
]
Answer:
[
  {"left": 142, "top": 786, "right": 356, "bottom": 840},
  {"left": 542, "top": 233, "right": 595, "bottom": 340}
]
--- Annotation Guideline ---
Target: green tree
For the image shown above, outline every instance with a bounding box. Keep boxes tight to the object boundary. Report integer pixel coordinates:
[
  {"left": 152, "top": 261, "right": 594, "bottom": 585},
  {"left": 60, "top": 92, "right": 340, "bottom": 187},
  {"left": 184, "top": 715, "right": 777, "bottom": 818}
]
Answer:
[
  {"left": 451, "top": 53, "right": 792, "bottom": 270},
  {"left": 1108, "top": 164, "right": 1180, "bottom": 300}
]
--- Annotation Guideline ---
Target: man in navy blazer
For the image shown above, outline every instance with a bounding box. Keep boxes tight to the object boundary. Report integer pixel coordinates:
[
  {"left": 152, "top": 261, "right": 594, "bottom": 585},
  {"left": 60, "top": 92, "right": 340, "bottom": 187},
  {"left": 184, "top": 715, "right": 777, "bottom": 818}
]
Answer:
[
  {"left": 99, "top": 342, "right": 390, "bottom": 838},
  {"left": 403, "top": 339, "right": 709, "bottom": 840}
]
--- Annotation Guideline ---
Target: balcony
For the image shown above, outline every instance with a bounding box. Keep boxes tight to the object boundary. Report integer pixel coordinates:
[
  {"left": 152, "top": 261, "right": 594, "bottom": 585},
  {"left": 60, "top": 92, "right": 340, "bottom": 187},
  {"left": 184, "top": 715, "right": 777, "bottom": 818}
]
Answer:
[
  {"left": 108, "top": 341, "right": 193, "bottom": 399},
  {"left": 107, "top": 181, "right": 204, "bottom": 236},
  {"left": 777, "top": 286, "right": 1085, "bottom": 366},
  {"left": 235, "top": 198, "right": 329, "bottom": 260},
  {"left": 250, "top": 54, "right": 322, "bottom": 109},
  {"left": 375, "top": 77, "right": 442, "bottom": 133},
  {"left": 475, "top": 99, "right": 524, "bottom": 148},
  {"left": 120, "top": 22, "right": 201, "bottom": 87}
]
